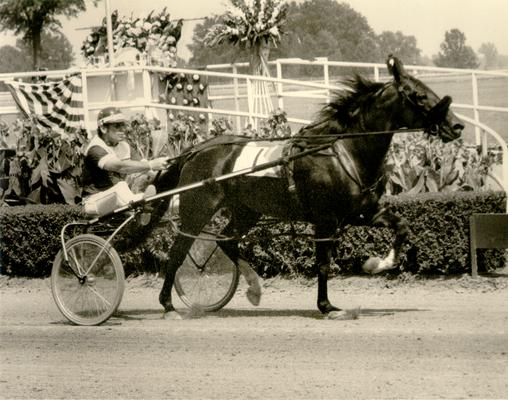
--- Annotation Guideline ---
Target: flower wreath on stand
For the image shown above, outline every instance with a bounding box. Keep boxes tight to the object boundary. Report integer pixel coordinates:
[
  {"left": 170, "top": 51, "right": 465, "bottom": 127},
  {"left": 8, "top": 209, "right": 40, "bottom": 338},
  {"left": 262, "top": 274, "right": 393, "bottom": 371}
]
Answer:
[
  {"left": 81, "top": 7, "right": 183, "bottom": 67},
  {"left": 204, "top": 0, "right": 288, "bottom": 131},
  {"left": 80, "top": 8, "right": 210, "bottom": 160}
]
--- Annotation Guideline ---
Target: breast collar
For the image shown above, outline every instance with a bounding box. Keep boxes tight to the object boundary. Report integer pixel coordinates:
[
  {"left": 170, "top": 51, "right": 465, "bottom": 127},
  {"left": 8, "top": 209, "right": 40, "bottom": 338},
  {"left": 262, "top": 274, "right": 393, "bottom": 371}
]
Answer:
[{"left": 330, "top": 141, "right": 386, "bottom": 195}]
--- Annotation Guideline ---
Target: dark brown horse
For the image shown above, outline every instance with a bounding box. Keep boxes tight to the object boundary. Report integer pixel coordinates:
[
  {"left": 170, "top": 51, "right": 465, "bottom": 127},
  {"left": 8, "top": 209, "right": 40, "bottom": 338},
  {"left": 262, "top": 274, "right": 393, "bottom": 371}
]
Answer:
[{"left": 150, "top": 56, "right": 464, "bottom": 320}]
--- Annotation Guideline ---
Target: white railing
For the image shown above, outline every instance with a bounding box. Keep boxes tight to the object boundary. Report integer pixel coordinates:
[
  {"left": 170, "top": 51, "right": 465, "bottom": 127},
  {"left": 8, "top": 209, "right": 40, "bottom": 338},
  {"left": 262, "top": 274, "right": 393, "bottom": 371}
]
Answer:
[
  {"left": 208, "top": 57, "right": 508, "bottom": 147},
  {"left": 0, "top": 60, "right": 507, "bottom": 208}
]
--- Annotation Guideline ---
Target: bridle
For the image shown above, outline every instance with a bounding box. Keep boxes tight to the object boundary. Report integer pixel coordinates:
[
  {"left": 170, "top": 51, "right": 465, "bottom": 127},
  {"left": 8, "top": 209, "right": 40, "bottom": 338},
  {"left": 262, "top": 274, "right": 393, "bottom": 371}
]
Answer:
[{"left": 395, "top": 79, "right": 453, "bottom": 136}]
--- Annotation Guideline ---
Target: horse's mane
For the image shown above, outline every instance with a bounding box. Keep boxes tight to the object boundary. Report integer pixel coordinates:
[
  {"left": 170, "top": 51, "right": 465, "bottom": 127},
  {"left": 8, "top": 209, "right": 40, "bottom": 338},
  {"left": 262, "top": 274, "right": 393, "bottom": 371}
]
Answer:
[{"left": 310, "top": 75, "right": 386, "bottom": 134}]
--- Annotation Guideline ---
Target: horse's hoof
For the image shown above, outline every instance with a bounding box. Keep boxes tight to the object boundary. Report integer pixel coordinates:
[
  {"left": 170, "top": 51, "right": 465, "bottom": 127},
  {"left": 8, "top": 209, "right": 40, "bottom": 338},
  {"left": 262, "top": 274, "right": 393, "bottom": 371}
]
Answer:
[
  {"left": 362, "top": 257, "right": 383, "bottom": 274},
  {"left": 246, "top": 286, "right": 261, "bottom": 306},
  {"left": 326, "top": 308, "right": 360, "bottom": 320},
  {"left": 162, "top": 311, "right": 183, "bottom": 320}
]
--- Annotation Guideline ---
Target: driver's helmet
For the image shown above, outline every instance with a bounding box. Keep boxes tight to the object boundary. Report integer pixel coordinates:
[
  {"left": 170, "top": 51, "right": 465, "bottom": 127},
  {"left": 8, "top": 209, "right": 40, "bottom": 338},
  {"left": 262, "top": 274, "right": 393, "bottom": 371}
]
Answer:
[{"left": 97, "top": 107, "right": 127, "bottom": 127}]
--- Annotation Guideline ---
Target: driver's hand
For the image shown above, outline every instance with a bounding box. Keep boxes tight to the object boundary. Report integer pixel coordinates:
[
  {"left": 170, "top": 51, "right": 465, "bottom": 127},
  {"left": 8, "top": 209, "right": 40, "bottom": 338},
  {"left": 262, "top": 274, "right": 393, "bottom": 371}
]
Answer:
[{"left": 149, "top": 157, "right": 170, "bottom": 171}]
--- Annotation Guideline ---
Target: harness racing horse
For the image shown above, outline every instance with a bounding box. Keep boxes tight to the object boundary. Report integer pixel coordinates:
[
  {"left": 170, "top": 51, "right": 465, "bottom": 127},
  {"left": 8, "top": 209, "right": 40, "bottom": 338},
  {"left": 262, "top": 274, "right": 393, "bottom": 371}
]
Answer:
[{"left": 150, "top": 56, "right": 464, "bottom": 320}]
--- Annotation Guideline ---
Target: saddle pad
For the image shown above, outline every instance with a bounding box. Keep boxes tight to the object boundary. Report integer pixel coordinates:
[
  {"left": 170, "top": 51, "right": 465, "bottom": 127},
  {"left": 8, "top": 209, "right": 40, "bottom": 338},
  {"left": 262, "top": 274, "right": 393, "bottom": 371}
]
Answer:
[{"left": 232, "top": 141, "right": 286, "bottom": 178}]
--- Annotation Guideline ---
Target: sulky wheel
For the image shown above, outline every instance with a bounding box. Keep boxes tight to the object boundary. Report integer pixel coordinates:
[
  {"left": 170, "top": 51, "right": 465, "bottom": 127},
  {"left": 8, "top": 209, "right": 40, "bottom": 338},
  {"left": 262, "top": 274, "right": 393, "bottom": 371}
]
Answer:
[
  {"left": 174, "top": 241, "right": 239, "bottom": 312},
  {"left": 51, "top": 234, "right": 125, "bottom": 326}
]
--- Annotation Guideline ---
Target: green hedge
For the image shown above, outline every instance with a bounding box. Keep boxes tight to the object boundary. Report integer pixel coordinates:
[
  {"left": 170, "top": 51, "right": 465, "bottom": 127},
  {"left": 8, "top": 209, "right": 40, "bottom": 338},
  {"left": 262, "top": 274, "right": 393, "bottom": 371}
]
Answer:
[
  {"left": 0, "top": 205, "right": 84, "bottom": 277},
  {"left": 0, "top": 191, "right": 505, "bottom": 277},
  {"left": 382, "top": 191, "right": 506, "bottom": 274},
  {"left": 241, "top": 191, "right": 506, "bottom": 276}
]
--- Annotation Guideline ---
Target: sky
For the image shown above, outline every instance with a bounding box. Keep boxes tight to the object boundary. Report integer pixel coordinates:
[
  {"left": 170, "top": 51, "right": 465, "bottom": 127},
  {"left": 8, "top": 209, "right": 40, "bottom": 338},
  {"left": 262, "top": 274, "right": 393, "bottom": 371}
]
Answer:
[{"left": 0, "top": 0, "right": 507, "bottom": 64}]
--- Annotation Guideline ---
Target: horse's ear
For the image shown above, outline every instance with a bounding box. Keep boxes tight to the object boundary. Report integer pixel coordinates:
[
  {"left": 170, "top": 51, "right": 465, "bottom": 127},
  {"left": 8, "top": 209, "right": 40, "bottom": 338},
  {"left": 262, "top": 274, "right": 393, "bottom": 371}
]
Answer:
[
  {"left": 427, "top": 95, "right": 452, "bottom": 125},
  {"left": 386, "top": 54, "right": 406, "bottom": 83}
]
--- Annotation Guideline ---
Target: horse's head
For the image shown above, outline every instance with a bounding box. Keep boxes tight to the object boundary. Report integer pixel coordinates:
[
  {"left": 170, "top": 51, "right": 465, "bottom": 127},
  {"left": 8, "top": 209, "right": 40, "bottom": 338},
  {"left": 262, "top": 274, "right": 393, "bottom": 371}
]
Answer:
[{"left": 386, "top": 55, "right": 464, "bottom": 142}]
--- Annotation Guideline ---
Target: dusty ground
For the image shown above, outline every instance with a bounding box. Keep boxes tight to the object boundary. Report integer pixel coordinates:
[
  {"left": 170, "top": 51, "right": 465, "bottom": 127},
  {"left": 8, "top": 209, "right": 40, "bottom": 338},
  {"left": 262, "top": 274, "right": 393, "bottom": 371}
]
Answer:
[{"left": 0, "top": 272, "right": 507, "bottom": 399}]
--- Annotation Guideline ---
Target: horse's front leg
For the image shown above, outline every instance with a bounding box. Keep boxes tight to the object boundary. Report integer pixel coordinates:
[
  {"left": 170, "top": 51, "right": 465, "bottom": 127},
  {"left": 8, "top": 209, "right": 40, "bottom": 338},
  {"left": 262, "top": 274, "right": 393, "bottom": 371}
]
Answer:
[
  {"left": 362, "top": 206, "right": 410, "bottom": 274},
  {"left": 316, "top": 239, "right": 339, "bottom": 314},
  {"left": 315, "top": 225, "right": 351, "bottom": 319}
]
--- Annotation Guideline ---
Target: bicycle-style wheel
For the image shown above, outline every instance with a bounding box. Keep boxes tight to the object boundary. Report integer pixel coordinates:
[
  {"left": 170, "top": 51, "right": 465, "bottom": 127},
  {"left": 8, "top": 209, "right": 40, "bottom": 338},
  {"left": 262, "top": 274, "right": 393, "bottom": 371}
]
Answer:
[
  {"left": 51, "top": 234, "right": 125, "bottom": 326},
  {"left": 175, "top": 240, "right": 239, "bottom": 312}
]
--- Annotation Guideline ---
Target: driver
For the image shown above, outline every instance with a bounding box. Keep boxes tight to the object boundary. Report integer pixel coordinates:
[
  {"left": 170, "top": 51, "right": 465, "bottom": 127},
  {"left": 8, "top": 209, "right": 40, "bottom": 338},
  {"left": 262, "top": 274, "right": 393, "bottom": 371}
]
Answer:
[{"left": 82, "top": 107, "right": 169, "bottom": 215}]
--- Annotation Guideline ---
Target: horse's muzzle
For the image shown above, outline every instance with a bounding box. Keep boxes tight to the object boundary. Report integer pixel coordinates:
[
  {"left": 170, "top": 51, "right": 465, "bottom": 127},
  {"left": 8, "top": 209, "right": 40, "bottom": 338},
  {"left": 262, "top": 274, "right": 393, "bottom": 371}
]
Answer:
[
  {"left": 453, "top": 123, "right": 465, "bottom": 136},
  {"left": 441, "top": 122, "right": 464, "bottom": 143}
]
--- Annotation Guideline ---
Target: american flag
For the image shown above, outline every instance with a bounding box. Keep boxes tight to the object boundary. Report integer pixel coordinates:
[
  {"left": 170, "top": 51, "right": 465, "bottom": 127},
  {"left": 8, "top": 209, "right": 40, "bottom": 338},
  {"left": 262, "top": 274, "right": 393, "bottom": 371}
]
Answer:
[{"left": 5, "top": 74, "right": 85, "bottom": 136}]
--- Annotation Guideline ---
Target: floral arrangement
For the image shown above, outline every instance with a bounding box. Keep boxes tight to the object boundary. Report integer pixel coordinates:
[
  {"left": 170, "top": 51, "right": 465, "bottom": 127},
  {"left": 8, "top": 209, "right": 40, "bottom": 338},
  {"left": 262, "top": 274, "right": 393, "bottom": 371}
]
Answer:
[
  {"left": 81, "top": 8, "right": 183, "bottom": 66},
  {"left": 204, "top": 0, "right": 288, "bottom": 126},
  {"left": 204, "top": 0, "right": 288, "bottom": 49}
]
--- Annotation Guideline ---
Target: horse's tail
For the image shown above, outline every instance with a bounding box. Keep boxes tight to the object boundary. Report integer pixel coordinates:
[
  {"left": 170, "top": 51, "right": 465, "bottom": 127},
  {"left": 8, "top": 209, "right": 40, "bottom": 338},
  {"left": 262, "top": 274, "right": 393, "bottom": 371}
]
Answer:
[
  {"left": 143, "top": 159, "right": 184, "bottom": 226},
  {"left": 155, "top": 159, "right": 183, "bottom": 194},
  {"left": 114, "top": 160, "right": 183, "bottom": 253}
]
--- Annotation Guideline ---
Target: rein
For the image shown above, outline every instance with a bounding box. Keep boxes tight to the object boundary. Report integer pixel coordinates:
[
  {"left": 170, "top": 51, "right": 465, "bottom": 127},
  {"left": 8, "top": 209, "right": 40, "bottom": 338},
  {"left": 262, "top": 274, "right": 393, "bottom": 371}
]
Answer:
[{"left": 163, "top": 127, "right": 427, "bottom": 165}]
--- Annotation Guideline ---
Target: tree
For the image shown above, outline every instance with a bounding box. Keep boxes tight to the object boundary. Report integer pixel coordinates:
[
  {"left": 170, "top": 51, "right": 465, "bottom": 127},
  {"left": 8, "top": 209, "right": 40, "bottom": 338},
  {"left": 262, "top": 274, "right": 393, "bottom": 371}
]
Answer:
[
  {"left": 0, "top": 45, "right": 30, "bottom": 74},
  {"left": 0, "top": 30, "right": 74, "bottom": 75},
  {"left": 16, "top": 30, "right": 75, "bottom": 70},
  {"left": 0, "top": 0, "right": 97, "bottom": 70},
  {"left": 188, "top": 0, "right": 380, "bottom": 68},
  {"left": 376, "top": 31, "right": 421, "bottom": 65},
  {"left": 433, "top": 28, "right": 479, "bottom": 69},
  {"left": 187, "top": 16, "right": 250, "bottom": 67},
  {"left": 275, "top": 0, "right": 379, "bottom": 62},
  {"left": 478, "top": 42, "right": 498, "bottom": 69},
  {"left": 0, "top": 44, "right": 31, "bottom": 90}
]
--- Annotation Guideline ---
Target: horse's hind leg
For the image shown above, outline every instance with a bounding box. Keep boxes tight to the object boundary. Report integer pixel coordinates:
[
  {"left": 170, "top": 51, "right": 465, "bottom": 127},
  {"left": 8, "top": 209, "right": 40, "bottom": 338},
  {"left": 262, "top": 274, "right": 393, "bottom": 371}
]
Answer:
[
  {"left": 159, "top": 235, "right": 196, "bottom": 319},
  {"left": 159, "top": 193, "right": 223, "bottom": 319},
  {"left": 218, "top": 206, "right": 262, "bottom": 306}
]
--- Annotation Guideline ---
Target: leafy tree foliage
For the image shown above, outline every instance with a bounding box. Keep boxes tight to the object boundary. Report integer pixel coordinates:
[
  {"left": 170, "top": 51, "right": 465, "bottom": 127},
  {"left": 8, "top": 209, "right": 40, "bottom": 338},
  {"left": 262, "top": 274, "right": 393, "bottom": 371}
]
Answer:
[
  {"left": 0, "top": 30, "right": 74, "bottom": 90},
  {"left": 187, "top": 16, "right": 250, "bottom": 68},
  {"left": 434, "top": 28, "right": 479, "bottom": 69},
  {"left": 0, "top": 45, "right": 31, "bottom": 90},
  {"left": 188, "top": 0, "right": 423, "bottom": 71},
  {"left": 0, "top": 0, "right": 97, "bottom": 70},
  {"left": 274, "top": 0, "right": 378, "bottom": 62},
  {"left": 497, "top": 54, "right": 508, "bottom": 69},
  {"left": 0, "top": 45, "right": 30, "bottom": 74},
  {"left": 478, "top": 42, "right": 498, "bottom": 69},
  {"left": 15, "top": 30, "right": 75, "bottom": 71},
  {"left": 376, "top": 31, "right": 421, "bottom": 65}
]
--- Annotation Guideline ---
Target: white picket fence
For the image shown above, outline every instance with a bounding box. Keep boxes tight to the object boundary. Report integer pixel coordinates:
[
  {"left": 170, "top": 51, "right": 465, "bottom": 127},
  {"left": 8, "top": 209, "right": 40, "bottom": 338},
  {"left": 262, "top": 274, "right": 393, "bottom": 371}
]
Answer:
[{"left": 0, "top": 58, "right": 507, "bottom": 207}]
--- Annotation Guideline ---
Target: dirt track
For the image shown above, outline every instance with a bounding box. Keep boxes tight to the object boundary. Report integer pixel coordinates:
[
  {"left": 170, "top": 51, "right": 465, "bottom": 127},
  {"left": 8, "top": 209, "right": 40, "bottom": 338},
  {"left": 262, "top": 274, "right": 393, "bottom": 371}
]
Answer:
[{"left": 1, "top": 273, "right": 507, "bottom": 399}]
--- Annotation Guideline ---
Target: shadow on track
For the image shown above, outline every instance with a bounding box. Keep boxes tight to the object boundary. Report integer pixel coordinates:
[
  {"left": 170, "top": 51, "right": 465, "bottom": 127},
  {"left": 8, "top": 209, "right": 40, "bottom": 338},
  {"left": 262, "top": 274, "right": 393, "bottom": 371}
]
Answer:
[{"left": 112, "top": 307, "right": 428, "bottom": 321}]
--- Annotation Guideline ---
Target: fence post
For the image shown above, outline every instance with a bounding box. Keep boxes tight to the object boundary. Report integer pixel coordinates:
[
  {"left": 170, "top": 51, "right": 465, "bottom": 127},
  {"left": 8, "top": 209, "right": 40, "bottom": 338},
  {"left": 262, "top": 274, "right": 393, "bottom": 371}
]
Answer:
[
  {"left": 80, "top": 70, "right": 91, "bottom": 137},
  {"left": 471, "top": 73, "right": 485, "bottom": 154},
  {"left": 142, "top": 67, "right": 153, "bottom": 121},
  {"left": 276, "top": 59, "right": 284, "bottom": 110},
  {"left": 246, "top": 77, "right": 254, "bottom": 128},
  {"left": 232, "top": 64, "right": 241, "bottom": 131},
  {"left": 374, "top": 66, "right": 380, "bottom": 82},
  {"left": 316, "top": 57, "right": 330, "bottom": 103}
]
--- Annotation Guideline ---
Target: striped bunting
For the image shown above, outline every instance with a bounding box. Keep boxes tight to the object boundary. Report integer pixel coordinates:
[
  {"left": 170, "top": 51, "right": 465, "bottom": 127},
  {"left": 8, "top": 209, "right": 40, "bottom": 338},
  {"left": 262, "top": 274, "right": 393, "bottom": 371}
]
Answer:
[{"left": 5, "top": 74, "right": 84, "bottom": 136}]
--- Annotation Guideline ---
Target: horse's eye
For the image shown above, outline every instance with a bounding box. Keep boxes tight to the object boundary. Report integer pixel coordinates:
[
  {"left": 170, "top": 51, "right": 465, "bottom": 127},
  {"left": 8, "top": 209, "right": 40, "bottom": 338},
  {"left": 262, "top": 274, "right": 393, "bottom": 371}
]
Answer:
[{"left": 416, "top": 93, "right": 427, "bottom": 102}]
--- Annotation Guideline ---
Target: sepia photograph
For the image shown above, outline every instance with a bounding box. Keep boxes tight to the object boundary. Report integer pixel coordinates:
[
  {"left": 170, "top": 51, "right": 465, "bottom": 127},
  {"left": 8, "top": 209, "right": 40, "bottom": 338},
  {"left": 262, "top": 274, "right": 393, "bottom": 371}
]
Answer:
[{"left": 0, "top": 0, "right": 507, "bottom": 398}]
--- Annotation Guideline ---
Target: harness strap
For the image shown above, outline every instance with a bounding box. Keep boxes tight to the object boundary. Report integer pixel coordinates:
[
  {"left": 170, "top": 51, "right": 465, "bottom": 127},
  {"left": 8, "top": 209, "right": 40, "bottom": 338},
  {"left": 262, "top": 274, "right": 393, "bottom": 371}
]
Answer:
[
  {"left": 332, "top": 142, "right": 364, "bottom": 189},
  {"left": 281, "top": 141, "right": 304, "bottom": 217}
]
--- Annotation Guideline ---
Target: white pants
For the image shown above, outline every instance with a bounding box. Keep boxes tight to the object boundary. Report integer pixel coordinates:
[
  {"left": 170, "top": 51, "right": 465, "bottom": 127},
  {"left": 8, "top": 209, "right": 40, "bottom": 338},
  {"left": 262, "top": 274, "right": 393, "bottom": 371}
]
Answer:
[{"left": 83, "top": 181, "right": 142, "bottom": 216}]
